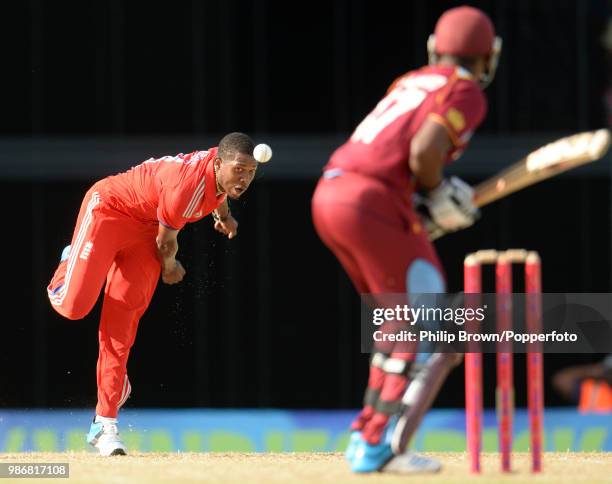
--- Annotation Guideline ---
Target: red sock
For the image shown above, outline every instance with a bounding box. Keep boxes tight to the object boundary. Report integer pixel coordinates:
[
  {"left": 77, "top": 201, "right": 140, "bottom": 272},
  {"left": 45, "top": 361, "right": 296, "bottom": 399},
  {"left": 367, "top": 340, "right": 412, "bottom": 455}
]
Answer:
[
  {"left": 351, "top": 359, "right": 386, "bottom": 430},
  {"left": 361, "top": 349, "right": 415, "bottom": 444},
  {"left": 351, "top": 405, "right": 375, "bottom": 431},
  {"left": 362, "top": 413, "right": 391, "bottom": 444}
]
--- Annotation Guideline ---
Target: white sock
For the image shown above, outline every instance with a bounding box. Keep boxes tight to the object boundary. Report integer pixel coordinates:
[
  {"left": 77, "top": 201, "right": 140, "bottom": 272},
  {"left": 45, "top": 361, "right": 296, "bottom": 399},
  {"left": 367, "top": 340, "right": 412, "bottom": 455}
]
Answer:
[{"left": 95, "top": 415, "right": 118, "bottom": 425}]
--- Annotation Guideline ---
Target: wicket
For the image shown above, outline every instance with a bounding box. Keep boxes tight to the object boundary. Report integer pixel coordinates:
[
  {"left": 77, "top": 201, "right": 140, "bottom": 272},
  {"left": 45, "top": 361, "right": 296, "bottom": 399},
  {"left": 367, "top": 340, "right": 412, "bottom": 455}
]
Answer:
[{"left": 464, "top": 249, "right": 544, "bottom": 473}]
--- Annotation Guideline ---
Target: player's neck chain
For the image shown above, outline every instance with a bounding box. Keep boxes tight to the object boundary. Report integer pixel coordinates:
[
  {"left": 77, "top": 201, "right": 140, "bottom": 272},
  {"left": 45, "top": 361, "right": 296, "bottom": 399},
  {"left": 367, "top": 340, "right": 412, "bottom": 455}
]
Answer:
[{"left": 213, "top": 163, "right": 224, "bottom": 195}]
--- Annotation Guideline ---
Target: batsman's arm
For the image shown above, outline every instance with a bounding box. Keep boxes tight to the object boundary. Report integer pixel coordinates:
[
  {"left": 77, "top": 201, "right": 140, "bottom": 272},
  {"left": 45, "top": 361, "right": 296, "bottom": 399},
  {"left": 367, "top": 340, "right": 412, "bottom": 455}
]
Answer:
[
  {"left": 156, "top": 224, "right": 185, "bottom": 284},
  {"left": 411, "top": 118, "right": 479, "bottom": 237},
  {"left": 409, "top": 117, "right": 453, "bottom": 190}
]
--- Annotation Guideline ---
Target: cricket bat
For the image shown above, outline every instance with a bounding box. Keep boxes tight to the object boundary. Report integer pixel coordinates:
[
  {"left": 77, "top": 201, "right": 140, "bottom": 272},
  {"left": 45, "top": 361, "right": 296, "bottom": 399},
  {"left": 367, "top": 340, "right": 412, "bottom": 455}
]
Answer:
[
  {"left": 425, "top": 129, "right": 611, "bottom": 240},
  {"left": 473, "top": 129, "right": 611, "bottom": 208}
]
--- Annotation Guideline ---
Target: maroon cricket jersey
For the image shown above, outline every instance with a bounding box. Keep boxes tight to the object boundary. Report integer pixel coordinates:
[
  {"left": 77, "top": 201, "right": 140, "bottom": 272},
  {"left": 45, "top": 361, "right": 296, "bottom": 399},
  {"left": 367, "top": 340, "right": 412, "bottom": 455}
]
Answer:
[{"left": 326, "top": 65, "right": 487, "bottom": 196}]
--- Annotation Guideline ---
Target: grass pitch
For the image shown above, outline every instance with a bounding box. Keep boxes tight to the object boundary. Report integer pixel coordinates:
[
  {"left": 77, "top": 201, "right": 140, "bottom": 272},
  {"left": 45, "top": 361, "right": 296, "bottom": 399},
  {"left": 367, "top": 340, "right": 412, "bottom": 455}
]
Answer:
[{"left": 1, "top": 452, "right": 610, "bottom": 483}]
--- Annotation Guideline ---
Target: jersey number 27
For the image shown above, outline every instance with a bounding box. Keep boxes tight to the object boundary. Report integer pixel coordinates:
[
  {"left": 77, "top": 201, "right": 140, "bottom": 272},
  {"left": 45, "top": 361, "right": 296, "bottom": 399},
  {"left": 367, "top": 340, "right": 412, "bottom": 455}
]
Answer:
[{"left": 351, "top": 74, "right": 448, "bottom": 144}]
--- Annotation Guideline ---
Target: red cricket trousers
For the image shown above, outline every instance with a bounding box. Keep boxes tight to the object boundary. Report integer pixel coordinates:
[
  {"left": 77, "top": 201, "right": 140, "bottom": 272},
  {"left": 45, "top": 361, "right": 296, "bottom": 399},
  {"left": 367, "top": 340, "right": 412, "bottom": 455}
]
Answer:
[
  {"left": 312, "top": 172, "right": 443, "bottom": 295},
  {"left": 47, "top": 183, "right": 161, "bottom": 418},
  {"left": 312, "top": 171, "right": 445, "bottom": 443}
]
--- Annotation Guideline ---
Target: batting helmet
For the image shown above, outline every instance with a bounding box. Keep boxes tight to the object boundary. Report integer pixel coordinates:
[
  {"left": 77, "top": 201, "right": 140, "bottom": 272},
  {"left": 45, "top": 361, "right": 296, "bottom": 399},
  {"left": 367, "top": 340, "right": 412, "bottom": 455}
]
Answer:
[{"left": 427, "top": 6, "right": 502, "bottom": 88}]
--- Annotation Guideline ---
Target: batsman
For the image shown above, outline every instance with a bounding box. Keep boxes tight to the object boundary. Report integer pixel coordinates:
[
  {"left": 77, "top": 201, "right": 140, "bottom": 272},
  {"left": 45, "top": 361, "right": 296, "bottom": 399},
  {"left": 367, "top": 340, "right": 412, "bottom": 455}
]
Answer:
[{"left": 312, "top": 6, "right": 501, "bottom": 473}]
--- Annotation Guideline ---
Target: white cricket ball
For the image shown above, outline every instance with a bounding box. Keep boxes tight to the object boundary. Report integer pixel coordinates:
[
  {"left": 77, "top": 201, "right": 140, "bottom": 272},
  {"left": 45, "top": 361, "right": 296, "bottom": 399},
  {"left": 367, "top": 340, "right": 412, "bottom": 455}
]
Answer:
[{"left": 253, "top": 143, "right": 273, "bottom": 163}]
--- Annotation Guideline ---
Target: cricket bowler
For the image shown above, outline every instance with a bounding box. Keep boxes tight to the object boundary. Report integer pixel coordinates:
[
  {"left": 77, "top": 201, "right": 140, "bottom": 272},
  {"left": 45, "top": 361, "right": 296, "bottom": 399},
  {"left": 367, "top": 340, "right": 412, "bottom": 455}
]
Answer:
[
  {"left": 311, "top": 6, "right": 501, "bottom": 473},
  {"left": 47, "top": 132, "right": 260, "bottom": 455}
]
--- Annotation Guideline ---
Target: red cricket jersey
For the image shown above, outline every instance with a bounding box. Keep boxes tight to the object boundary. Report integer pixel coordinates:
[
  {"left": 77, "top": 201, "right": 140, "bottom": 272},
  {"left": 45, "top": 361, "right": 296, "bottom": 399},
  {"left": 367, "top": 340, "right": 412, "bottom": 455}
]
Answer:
[
  {"left": 327, "top": 65, "right": 487, "bottom": 195},
  {"left": 97, "top": 147, "right": 226, "bottom": 230}
]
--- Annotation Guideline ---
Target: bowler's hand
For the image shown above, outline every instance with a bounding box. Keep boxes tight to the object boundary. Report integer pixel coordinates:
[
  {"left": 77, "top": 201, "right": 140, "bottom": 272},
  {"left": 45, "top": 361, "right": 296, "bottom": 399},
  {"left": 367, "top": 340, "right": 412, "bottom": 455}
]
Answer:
[
  {"left": 162, "top": 260, "right": 186, "bottom": 285},
  {"left": 214, "top": 215, "right": 239, "bottom": 239}
]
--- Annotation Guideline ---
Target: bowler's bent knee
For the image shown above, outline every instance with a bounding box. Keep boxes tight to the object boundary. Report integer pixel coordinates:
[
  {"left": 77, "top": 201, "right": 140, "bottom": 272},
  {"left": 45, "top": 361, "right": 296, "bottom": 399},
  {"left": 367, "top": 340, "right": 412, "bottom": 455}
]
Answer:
[{"left": 49, "top": 298, "right": 93, "bottom": 320}]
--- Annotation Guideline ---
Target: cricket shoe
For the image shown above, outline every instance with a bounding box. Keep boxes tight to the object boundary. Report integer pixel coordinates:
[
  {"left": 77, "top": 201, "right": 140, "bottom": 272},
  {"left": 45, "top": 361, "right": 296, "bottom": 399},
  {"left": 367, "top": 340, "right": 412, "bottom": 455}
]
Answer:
[
  {"left": 344, "top": 431, "right": 361, "bottom": 461},
  {"left": 87, "top": 417, "right": 127, "bottom": 456},
  {"left": 350, "top": 439, "right": 394, "bottom": 473},
  {"left": 60, "top": 245, "right": 71, "bottom": 262},
  {"left": 49, "top": 245, "right": 71, "bottom": 297},
  {"left": 381, "top": 452, "right": 442, "bottom": 474},
  {"left": 350, "top": 414, "right": 398, "bottom": 472}
]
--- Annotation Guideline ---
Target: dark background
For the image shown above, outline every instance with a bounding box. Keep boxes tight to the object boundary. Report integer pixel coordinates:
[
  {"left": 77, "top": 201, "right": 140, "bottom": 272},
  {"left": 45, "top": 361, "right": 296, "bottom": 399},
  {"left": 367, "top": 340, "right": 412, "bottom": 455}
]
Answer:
[{"left": 2, "top": 0, "right": 611, "bottom": 411}]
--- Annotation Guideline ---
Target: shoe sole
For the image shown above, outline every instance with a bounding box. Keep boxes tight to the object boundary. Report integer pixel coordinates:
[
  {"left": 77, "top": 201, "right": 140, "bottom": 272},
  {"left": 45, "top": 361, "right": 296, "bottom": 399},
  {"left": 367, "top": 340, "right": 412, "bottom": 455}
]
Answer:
[
  {"left": 381, "top": 455, "right": 441, "bottom": 474},
  {"left": 110, "top": 449, "right": 127, "bottom": 456}
]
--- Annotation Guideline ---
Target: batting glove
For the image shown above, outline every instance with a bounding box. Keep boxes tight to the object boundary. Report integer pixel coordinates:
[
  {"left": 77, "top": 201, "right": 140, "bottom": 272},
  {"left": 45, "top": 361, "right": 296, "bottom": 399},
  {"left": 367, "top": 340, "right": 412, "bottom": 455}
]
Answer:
[{"left": 415, "top": 177, "right": 479, "bottom": 239}]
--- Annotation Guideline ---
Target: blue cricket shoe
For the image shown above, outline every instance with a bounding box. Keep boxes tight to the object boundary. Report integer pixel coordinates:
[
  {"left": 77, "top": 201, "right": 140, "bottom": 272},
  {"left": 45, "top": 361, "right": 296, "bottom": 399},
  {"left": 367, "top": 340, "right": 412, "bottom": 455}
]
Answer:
[
  {"left": 350, "top": 438, "right": 394, "bottom": 473},
  {"left": 350, "top": 414, "right": 398, "bottom": 472},
  {"left": 344, "top": 431, "right": 361, "bottom": 461}
]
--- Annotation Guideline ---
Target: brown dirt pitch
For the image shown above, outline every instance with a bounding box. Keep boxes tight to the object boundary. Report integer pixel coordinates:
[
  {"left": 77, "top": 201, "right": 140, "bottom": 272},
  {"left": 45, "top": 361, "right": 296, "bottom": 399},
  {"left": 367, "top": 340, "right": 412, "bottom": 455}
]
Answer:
[{"left": 1, "top": 452, "right": 610, "bottom": 483}]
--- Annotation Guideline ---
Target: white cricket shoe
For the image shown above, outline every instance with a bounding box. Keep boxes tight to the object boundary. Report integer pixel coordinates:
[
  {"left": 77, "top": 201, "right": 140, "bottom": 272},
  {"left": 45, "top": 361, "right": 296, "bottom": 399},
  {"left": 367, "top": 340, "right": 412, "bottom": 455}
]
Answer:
[
  {"left": 86, "top": 417, "right": 127, "bottom": 456},
  {"left": 381, "top": 452, "right": 442, "bottom": 474}
]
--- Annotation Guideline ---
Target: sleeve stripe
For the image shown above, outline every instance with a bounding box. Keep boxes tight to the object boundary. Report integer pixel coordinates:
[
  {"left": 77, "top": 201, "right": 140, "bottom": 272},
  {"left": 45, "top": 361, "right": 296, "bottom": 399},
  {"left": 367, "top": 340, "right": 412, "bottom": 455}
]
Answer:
[
  {"left": 182, "top": 177, "right": 206, "bottom": 218},
  {"left": 428, "top": 112, "right": 462, "bottom": 147}
]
